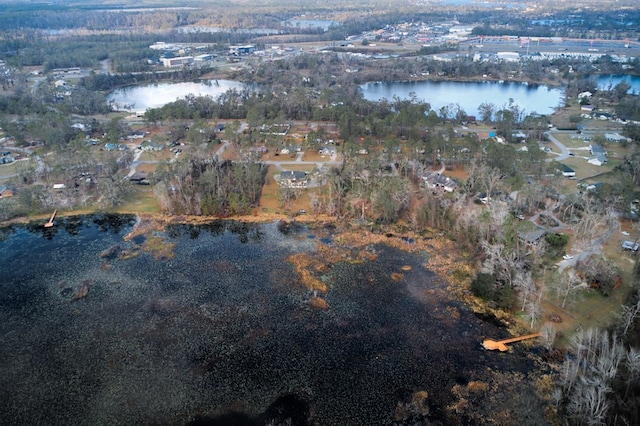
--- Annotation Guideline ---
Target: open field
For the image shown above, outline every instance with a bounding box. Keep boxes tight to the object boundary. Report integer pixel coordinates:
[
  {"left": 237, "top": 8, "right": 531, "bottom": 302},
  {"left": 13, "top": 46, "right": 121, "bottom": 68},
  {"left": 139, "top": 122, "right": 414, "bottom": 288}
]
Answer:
[
  {"left": 114, "top": 187, "right": 161, "bottom": 214},
  {"left": 0, "top": 161, "right": 19, "bottom": 178}
]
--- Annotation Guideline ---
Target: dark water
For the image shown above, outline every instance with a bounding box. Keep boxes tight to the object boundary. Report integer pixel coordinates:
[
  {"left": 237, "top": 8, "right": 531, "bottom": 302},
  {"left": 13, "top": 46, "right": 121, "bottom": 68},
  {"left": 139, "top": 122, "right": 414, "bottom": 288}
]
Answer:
[{"left": 0, "top": 215, "right": 540, "bottom": 425}]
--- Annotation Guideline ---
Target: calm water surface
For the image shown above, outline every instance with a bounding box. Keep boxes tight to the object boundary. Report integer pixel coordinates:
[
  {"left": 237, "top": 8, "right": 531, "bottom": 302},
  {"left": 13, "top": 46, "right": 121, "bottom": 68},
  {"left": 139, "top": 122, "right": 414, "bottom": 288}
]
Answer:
[
  {"left": 594, "top": 74, "right": 640, "bottom": 94},
  {"left": 0, "top": 215, "right": 540, "bottom": 425},
  {"left": 107, "top": 80, "right": 245, "bottom": 111},
  {"left": 360, "top": 80, "right": 565, "bottom": 116}
]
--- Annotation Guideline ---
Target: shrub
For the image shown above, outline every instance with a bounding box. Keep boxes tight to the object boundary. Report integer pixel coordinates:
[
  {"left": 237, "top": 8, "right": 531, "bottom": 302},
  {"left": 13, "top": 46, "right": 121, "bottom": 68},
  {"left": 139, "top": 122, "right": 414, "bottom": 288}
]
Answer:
[{"left": 470, "top": 273, "right": 496, "bottom": 300}]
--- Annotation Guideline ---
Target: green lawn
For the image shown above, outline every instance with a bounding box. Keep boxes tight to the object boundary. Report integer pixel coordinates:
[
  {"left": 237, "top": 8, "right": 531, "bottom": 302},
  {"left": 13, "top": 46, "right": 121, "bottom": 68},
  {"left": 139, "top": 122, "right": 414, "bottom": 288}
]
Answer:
[
  {"left": 114, "top": 187, "right": 161, "bottom": 214},
  {"left": 0, "top": 161, "right": 19, "bottom": 178}
]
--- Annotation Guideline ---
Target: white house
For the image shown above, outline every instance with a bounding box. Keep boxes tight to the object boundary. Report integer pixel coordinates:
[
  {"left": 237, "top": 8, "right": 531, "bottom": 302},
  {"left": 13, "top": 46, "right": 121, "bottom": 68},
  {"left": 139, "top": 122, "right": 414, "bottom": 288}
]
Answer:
[
  {"left": 588, "top": 154, "right": 608, "bottom": 166},
  {"left": 561, "top": 164, "right": 576, "bottom": 178},
  {"left": 605, "top": 133, "right": 629, "bottom": 143}
]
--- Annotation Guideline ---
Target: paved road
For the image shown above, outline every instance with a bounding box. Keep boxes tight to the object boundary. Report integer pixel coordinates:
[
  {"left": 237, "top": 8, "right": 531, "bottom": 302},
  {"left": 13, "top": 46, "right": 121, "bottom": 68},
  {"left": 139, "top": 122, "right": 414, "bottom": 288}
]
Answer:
[{"left": 545, "top": 130, "right": 570, "bottom": 162}]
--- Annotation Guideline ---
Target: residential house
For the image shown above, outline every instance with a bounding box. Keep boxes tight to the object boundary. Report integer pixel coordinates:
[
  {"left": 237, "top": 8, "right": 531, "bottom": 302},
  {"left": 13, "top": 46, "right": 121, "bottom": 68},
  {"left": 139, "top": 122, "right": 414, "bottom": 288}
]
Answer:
[
  {"left": 512, "top": 131, "right": 528, "bottom": 140},
  {"left": 560, "top": 164, "right": 576, "bottom": 178},
  {"left": 1, "top": 153, "right": 14, "bottom": 164},
  {"left": 589, "top": 144, "right": 606, "bottom": 156},
  {"left": 129, "top": 172, "right": 150, "bottom": 185},
  {"left": 128, "top": 132, "right": 146, "bottom": 141},
  {"left": 605, "top": 133, "right": 629, "bottom": 143},
  {"left": 318, "top": 146, "right": 337, "bottom": 156},
  {"left": 588, "top": 154, "right": 608, "bottom": 166},
  {"left": 518, "top": 228, "right": 546, "bottom": 245},
  {"left": 249, "top": 146, "right": 268, "bottom": 154},
  {"left": 422, "top": 172, "right": 458, "bottom": 192},
  {"left": 0, "top": 185, "right": 13, "bottom": 198},
  {"left": 104, "top": 143, "right": 126, "bottom": 151},
  {"left": 279, "top": 171, "right": 308, "bottom": 188},
  {"left": 587, "top": 144, "right": 608, "bottom": 166},
  {"left": 139, "top": 141, "right": 164, "bottom": 151}
]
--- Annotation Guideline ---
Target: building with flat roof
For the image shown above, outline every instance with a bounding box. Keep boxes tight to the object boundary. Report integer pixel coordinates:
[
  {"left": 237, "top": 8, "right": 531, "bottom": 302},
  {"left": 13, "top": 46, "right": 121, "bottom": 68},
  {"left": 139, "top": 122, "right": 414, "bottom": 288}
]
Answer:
[{"left": 161, "top": 56, "right": 194, "bottom": 68}]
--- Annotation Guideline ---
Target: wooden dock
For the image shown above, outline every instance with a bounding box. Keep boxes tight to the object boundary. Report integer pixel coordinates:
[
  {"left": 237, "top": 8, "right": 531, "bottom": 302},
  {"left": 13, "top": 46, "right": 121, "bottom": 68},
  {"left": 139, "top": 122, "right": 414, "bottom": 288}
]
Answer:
[
  {"left": 44, "top": 209, "right": 57, "bottom": 228},
  {"left": 482, "top": 332, "right": 541, "bottom": 352}
]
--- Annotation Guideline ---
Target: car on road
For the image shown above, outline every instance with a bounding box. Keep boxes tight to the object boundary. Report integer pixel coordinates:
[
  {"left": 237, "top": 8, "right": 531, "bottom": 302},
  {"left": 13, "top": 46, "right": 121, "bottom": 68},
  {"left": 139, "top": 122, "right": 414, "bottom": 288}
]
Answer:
[{"left": 562, "top": 254, "right": 574, "bottom": 260}]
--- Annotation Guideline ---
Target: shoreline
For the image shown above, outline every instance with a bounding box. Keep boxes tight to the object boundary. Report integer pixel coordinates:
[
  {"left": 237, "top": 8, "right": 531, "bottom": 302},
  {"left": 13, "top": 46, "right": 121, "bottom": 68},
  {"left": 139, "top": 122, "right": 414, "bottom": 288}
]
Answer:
[{"left": 23, "top": 208, "right": 525, "bottom": 332}]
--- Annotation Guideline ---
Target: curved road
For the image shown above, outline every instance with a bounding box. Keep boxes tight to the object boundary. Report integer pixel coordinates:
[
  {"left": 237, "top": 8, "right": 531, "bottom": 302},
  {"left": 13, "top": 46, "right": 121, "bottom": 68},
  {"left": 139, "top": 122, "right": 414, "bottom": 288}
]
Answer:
[{"left": 544, "top": 130, "right": 570, "bottom": 162}]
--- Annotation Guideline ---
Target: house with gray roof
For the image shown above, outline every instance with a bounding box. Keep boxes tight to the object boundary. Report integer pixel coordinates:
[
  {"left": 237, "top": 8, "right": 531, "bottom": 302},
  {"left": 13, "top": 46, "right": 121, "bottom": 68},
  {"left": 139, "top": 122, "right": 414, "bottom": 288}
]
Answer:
[{"left": 279, "top": 171, "right": 308, "bottom": 188}]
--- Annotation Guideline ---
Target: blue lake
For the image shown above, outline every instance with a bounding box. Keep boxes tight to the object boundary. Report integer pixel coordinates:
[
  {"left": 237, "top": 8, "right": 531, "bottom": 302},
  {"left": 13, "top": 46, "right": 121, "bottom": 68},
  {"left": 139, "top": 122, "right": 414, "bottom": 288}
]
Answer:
[
  {"left": 594, "top": 74, "right": 640, "bottom": 94},
  {"left": 107, "top": 80, "right": 245, "bottom": 112},
  {"left": 360, "top": 80, "right": 565, "bottom": 117}
]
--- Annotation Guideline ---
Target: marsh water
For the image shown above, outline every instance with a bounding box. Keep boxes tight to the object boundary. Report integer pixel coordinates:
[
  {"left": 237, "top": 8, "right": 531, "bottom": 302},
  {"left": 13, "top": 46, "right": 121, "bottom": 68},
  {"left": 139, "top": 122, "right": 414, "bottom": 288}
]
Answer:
[{"left": 0, "top": 215, "right": 541, "bottom": 425}]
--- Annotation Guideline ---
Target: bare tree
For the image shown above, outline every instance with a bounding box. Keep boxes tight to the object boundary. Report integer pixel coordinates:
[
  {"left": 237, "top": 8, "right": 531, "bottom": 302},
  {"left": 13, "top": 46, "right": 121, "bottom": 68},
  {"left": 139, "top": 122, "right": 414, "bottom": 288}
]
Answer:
[
  {"left": 555, "top": 269, "right": 589, "bottom": 309},
  {"left": 560, "top": 328, "right": 625, "bottom": 425},
  {"left": 540, "top": 323, "right": 557, "bottom": 351},
  {"left": 625, "top": 348, "right": 640, "bottom": 400},
  {"left": 514, "top": 269, "right": 535, "bottom": 312},
  {"left": 617, "top": 294, "right": 640, "bottom": 337},
  {"left": 572, "top": 201, "right": 607, "bottom": 250},
  {"left": 524, "top": 299, "right": 542, "bottom": 328}
]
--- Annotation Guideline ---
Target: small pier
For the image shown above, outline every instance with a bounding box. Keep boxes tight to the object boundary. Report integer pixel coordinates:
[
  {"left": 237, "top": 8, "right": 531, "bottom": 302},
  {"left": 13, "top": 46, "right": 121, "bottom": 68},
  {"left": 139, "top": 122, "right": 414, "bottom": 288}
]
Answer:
[
  {"left": 482, "top": 332, "right": 541, "bottom": 352},
  {"left": 44, "top": 209, "right": 57, "bottom": 228}
]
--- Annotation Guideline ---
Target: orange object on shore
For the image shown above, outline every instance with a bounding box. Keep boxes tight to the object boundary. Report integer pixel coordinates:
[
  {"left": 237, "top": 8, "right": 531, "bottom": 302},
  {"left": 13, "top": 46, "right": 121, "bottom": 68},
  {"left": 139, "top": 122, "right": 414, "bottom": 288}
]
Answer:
[
  {"left": 482, "top": 332, "right": 541, "bottom": 351},
  {"left": 44, "top": 209, "right": 57, "bottom": 228}
]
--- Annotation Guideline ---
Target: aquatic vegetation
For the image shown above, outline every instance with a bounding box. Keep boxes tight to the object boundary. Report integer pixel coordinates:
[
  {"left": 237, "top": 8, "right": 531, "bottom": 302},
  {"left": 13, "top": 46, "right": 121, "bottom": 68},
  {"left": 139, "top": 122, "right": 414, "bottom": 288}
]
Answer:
[
  {"left": 70, "top": 281, "right": 89, "bottom": 302},
  {"left": 395, "top": 390, "right": 430, "bottom": 421},
  {"left": 287, "top": 252, "right": 329, "bottom": 293},
  {"left": 308, "top": 296, "right": 329, "bottom": 310},
  {"left": 390, "top": 272, "right": 404, "bottom": 282},
  {"left": 141, "top": 235, "right": 176, "bottom": 260}
]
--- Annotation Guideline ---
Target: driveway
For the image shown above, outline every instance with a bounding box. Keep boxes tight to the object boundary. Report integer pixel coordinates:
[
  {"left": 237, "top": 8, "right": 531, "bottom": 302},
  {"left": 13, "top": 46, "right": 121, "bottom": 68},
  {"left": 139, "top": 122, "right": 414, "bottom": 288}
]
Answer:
[{"left": 544, "top": 131, "right": 570, "bottom": 162}]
